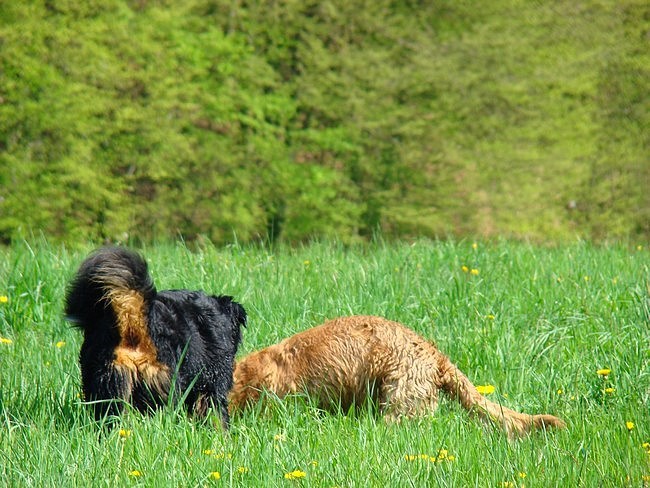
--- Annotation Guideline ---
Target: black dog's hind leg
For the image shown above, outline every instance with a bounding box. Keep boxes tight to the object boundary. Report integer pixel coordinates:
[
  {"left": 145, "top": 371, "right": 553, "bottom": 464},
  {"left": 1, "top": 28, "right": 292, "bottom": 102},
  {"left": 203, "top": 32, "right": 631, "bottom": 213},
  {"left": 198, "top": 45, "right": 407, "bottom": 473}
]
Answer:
[
  {"left": 82, "top": 362, "right": 134, "bottom": 422},
  {"left": 217, "top": 398, "right": 230, "bottom": 430}
]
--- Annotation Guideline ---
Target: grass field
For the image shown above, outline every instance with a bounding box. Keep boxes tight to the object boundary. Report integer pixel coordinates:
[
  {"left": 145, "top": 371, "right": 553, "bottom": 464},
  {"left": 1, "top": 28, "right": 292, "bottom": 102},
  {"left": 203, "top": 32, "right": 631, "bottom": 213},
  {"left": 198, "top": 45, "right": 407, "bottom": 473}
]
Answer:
[{"left": 0, "top": 239, "right": 648, "bottom": 487}]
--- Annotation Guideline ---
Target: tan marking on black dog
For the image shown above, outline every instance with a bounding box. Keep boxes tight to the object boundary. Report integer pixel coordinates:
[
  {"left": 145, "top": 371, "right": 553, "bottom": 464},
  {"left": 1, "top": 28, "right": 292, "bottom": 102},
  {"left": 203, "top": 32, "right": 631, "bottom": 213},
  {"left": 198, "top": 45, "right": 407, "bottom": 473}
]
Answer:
[{"left": 109, "top": 290, "right": 171, "bottom": 398}]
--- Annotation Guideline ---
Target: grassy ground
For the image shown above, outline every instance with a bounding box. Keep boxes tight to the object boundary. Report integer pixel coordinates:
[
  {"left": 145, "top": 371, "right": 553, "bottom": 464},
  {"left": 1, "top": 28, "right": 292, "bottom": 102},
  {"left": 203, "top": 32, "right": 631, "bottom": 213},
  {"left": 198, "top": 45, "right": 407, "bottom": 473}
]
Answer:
[{"left": 0, "top": 239, "right": 648, "bottom": 486}]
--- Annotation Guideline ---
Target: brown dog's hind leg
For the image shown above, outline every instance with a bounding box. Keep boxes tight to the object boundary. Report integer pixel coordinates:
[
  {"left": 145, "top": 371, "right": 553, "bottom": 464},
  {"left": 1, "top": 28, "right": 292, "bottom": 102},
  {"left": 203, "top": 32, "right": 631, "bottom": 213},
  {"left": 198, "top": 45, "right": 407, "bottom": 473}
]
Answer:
[{"left": 377, "top": 362, "right": 440, "bottom": 422}]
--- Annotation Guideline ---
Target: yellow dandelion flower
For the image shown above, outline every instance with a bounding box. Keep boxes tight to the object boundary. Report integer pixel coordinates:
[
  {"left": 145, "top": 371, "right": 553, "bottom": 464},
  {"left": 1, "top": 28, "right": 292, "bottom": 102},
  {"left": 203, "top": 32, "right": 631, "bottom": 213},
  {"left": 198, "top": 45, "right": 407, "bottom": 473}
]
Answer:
[
  {"left": 626, "top": 421, "right": 635, "bottom": 431},
  {"left": 470, "top": 268, "right": 479, "bottom": 275},
  {"left": 437, "top": 449, "right": 448, "bottom": 460},
  {"left": 637, "top": 245, "right": 643, "bottom": 251},
  {"left": 129, "top": 470, "right": 142, "bottom": 477},
  {"left": 476, "top": 384, "right": 495, "bottom": 395},
  {"left": 472, "top": 242, "right": 478, "bottom": 250},
  {"left": 202, "top": 449, "right": 214, "bottom": 455},
  {"left": 447, "top": 455, "right": 456, "bottom": 461},
  {"left": 1, "top": 337, "right": 13, "bottom": 345},
  {"left": 584, "top": 276, "right": 590, "bottom": 282},
  {"left": 284, "top": 470, "right": 306, "bottom": 480},
  {"left": 209, "top": 471, "right": 221, "bottom": 480},
  {"left": 500, "top": 482, "right": 514, "bottom": 488},
  {"left": 597, "top": 368, "right": 611, "bottom": 376},
  {"left": 0, "top": 295, "right": 8, "bottom": 303},
  {"left": 211, "top": 451, "right": 231, "bottom": 459},
  {"left": 303, "top": 260, "right": 310, "bottom": 266},
  {"left": 238, "top": 467, "right": 249, "bottom": 474},
  {"left": 604, "top": 387, "right": 615, "bottom": 394},
  {"left": 273, "top": 433, "right": 286, "bottom": 442},
  {"left": 642, "top": 474, "right": 650, "bottom": 482},
  {"left": 405, "top": 454, "right": 416, "bottom": 461},
  {"left": 557, "top": 389, "right": 564, "bottom": 395},
  {"left": 119, "top": 429, "right": 131, "bottom": 438},
  {"left": 642, "top": 442, "right": 649, "bottom": 450},
  {"left": 310, "top": 461, "right": 318, "bottom": 467},
  {"left": 518, "top": 472, "right": 527, "bottom": 478},
  {"left": 461, "top": 265, "right": 469, "bottom": 273},
  {"left": 55, "top": 341, "right": 66, "bottom": 348},
  {"left": 486, "top": 314, "right": 495, "bottom": 320}
]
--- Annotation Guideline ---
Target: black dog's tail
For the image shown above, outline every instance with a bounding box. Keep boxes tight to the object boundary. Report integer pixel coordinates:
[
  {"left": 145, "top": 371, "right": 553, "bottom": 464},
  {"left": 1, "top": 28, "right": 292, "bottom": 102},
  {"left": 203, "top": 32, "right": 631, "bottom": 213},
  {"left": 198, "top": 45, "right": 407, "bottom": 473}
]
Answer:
[{"left": 65, "top": 247, "right": 156, "bottom": 344}]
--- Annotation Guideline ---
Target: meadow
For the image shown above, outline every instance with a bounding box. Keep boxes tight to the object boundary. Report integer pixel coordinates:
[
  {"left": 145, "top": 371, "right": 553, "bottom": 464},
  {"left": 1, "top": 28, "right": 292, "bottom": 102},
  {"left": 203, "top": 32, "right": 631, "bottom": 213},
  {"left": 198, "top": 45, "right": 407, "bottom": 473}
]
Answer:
[{"left": 0, "top": 239, "right": 648, "bottom": 486}]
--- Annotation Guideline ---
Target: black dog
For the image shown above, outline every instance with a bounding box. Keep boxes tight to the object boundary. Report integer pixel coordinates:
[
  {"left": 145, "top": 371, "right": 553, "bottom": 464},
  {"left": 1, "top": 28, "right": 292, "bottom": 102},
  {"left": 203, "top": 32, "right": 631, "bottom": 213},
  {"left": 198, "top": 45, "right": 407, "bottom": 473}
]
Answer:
[{"left": 65, "top": 247, "right": 246, "bottom": 429}]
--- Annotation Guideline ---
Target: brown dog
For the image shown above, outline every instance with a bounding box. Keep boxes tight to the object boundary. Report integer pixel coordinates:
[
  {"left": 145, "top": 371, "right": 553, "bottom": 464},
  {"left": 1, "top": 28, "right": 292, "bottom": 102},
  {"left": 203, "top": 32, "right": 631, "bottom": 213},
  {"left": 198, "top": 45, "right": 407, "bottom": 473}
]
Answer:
[{"left": 230, "top": 316, "right": 566, "bottom": 437}]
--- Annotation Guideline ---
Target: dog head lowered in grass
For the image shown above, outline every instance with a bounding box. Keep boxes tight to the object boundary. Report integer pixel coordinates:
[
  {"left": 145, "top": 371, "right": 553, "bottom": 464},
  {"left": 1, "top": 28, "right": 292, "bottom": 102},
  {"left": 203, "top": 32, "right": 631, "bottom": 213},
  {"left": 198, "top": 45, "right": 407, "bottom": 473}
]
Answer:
[{"left": 65, "top": 247, "right": 246, "bottom": 429}]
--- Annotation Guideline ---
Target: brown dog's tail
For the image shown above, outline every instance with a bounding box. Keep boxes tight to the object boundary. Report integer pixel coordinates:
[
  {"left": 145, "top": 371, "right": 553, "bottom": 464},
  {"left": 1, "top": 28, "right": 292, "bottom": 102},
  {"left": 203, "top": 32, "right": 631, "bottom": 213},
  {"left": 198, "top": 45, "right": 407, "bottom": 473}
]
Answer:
[{"left": 439, "top": 355, "right": 566, "bottom": 438}]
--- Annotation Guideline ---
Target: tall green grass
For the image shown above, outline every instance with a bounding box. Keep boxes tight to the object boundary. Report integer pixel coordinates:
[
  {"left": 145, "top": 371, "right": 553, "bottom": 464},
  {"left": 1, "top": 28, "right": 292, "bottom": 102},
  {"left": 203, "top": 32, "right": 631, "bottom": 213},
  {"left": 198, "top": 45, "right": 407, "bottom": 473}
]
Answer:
[{"left": 1, "top": 240, "right": 648, "bottom": 486}]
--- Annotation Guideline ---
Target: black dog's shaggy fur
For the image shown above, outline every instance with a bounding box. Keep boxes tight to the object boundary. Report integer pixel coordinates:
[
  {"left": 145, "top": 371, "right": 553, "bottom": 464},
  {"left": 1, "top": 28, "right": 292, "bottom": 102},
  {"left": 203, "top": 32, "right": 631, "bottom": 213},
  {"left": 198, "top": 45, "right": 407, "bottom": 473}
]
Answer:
[{"left": 65, "top": 247, "right": 246, "bottom": 429}]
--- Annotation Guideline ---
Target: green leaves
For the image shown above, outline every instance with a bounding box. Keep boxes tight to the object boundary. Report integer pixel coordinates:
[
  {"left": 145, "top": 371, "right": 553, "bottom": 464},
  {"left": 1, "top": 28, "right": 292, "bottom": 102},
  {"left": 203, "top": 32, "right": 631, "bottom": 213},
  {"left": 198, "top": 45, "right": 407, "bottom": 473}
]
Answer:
[{"left": 0, "top": 1, "right": 647, "bottom": 244}]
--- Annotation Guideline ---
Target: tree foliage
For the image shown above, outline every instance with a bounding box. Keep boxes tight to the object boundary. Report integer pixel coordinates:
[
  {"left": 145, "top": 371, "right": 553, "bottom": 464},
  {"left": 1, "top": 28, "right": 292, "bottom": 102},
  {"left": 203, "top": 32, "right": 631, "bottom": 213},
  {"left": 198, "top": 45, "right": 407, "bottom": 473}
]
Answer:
[{"left": 0, "top": 0, "right": 647, "bottom": 244}]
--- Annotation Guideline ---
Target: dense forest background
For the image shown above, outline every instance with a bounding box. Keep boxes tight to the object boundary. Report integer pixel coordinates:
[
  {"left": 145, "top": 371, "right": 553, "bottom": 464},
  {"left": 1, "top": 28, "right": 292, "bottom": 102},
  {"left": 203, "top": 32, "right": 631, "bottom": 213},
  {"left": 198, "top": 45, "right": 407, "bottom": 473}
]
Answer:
[{"left": 1, "top": 0, "right": 648, "bottom": 245}]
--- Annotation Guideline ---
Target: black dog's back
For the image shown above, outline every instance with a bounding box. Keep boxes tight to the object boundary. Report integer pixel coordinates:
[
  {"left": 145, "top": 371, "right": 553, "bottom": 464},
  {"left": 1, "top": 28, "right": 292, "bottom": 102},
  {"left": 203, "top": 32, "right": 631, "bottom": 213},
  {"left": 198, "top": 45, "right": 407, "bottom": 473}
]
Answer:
[
  {"left": 148, "top": 290, "right": 246, "bottom": 420},
  {"left": 65, "top": 247, "right": 246, "bottom": 428}
]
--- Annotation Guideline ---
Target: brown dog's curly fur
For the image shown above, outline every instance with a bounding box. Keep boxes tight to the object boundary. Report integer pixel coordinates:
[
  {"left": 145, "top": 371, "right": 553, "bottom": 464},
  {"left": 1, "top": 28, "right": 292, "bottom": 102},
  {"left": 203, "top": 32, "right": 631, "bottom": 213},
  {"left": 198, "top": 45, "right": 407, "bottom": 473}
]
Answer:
[{"left": 230, "top": 316, "right": 566, "bottom": 438}]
